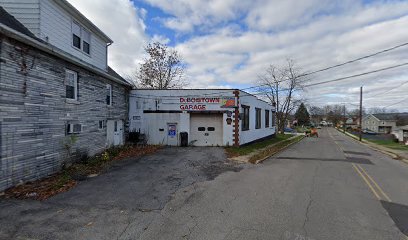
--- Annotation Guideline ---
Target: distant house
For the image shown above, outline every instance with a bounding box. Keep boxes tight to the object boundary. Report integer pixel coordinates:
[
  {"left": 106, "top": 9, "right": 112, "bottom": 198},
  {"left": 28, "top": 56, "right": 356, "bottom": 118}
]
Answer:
[
  {"left": 0, "top": 1, "right": 130, "bottom": 191},
  {"left": 392, "top": 126, "right": 408, "bottom": 145},
  {"left": 345, "top": 117, "right": 360, "bottom": 129},
  {"left": 391, "top": 113, "right": 408, "bottom": 144},
  {"left": 362, "top": 113, "right": 399, "bottom": 134}
]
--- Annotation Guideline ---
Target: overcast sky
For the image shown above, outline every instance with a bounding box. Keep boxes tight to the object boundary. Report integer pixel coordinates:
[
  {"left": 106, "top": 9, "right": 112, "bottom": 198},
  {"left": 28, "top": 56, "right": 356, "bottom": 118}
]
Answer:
[{"left": 67, "top": 0, "right": 408, "bottom": 111}]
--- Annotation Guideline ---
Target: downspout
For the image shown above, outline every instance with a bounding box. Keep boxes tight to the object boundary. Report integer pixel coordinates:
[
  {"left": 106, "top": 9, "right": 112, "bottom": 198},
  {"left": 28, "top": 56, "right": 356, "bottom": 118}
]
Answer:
[{"left": 233, "top": 90, "right": 240, "bottom": 147}]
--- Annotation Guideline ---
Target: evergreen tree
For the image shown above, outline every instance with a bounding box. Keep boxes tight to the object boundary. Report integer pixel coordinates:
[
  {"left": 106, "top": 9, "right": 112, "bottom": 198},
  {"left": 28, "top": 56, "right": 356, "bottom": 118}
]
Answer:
[{"left": 295, "top": 103, "right": 310, "bottom": 126}]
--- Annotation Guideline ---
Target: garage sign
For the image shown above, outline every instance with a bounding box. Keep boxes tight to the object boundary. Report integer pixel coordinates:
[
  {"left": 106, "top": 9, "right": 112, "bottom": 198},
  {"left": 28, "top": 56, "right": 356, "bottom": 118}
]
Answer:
[{"left": 179, "top": 97, "right": 220, "bottom": 110}]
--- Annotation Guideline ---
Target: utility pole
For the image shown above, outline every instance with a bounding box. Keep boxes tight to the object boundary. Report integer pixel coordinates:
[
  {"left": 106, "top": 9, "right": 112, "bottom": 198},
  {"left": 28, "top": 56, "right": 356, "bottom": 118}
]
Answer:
[
  {"left": 359, "top": 86, "right": 363, "bottom": 141},
  {"left": 343, "top": 104, "right": 346, "bottom": 133}
]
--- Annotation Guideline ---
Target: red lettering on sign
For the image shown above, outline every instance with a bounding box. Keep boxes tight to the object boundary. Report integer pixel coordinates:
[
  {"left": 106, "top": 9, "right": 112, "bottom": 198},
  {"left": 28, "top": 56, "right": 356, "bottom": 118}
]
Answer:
[
  {"left": 179, "top": 97, "right": 220, "bottom": 103},
  {"left": 180, "top": 104, "right": 206, "bottom": 110}
]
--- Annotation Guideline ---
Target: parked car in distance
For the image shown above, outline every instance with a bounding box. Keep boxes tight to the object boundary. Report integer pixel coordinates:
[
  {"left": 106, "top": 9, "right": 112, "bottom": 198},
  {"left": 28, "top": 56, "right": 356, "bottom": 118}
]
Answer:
[
  {"left": 362, "top": 129, "right": 377, "bottom": 135},
  {"left": 317, "top": 126, "right": 322, "bottom": 129}
]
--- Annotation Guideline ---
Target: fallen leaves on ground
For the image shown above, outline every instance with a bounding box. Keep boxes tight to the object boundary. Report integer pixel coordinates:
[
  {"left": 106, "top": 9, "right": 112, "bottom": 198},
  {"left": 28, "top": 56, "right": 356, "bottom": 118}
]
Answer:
[{"left": 3, "top": 145, "right": 161, "bottom": 201}]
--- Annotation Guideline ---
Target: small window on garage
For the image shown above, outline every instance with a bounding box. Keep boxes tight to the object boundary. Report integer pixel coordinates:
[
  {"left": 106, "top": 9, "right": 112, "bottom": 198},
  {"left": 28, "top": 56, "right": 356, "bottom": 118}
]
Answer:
[
  {"left": 208, "top": 127, "right": 215, "bottom": 131},
  {"left": 265, "top": 110, "right": 270, "bottom": 128},
  {"left": 255, "top": 108, "right": 261, "bottom": 129},
  {"left": 198, "top": 127, "right": 205, "bottom": 131},
  {"left": 242, "top": 105, "right": 250, "bottom": 131},
  {"left": 271, "top": 110, "right": 275, "bottom": 126}
]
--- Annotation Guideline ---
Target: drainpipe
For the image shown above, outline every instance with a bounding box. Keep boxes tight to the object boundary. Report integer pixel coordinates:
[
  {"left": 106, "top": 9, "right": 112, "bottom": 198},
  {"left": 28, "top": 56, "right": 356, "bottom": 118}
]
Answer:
[{"left": 233, "top": 90, "right": 240, "bottom": 147}]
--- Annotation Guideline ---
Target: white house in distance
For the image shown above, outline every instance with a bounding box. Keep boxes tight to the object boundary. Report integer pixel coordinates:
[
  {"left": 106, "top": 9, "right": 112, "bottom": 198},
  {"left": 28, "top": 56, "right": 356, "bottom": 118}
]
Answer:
[
  {"left": 129, "top": 89, "right": 276, "bottom": 146},
  {"left": 362, "top": 114, "right": 397, "bottom": 134}
]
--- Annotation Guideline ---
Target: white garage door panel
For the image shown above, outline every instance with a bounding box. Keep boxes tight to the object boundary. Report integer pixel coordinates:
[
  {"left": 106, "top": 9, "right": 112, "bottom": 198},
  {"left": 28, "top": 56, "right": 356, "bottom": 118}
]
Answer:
[{"left": 190, "top": 114, "right": 223, "bottom": 146}]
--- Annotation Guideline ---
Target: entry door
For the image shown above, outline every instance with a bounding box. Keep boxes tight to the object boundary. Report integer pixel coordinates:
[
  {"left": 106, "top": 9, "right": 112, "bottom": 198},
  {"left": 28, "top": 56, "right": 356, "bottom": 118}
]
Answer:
[
  {"left": 107, "top": 120, "right": 124, "bottom": 146},
  {"left": 166, "top": 123, "right": 178, "bottom": 146},
  {"left": 190, "top": 114, "right": 223, "bottom": 146}
]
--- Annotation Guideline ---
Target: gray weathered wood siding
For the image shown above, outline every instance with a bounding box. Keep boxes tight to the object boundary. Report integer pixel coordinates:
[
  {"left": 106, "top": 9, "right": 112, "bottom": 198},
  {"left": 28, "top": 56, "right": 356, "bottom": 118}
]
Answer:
[{"left": 0, "top": 35, "right": 128, "bottom": 191}]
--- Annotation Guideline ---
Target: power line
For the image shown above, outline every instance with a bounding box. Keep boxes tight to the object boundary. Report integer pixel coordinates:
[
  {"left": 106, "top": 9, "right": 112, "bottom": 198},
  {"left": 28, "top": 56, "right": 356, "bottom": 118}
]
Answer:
[
  {"left": 365, "top": 80, "right": 408, "bottom": 98},
  {"left": 299, "top": 42, "right": 408, "bottom": 77},
  {"left": 302, "top": 62, "right": 408, "bottom": 87},
  {"left": 130, "top": 42, "right": 408, "bottom": 99},
  {"left": 383, "top": 97, "right": 408, "bottom": 108},
  {"left": 253, "top": 41, "right": 408, "bottom": 88}
]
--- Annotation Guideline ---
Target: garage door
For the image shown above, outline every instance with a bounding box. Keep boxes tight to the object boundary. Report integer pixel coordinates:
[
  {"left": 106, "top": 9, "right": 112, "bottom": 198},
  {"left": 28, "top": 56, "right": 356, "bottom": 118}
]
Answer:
[{"left": 190, "top": 114, "right": 223, "bottom": 146}]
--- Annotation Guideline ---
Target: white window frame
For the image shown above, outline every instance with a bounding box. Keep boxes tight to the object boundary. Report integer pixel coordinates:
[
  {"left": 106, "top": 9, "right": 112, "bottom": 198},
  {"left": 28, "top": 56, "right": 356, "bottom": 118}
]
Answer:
[
  {"left": 65, "top": 69, "right": 78, "bottom": 100},
  {"left": 106, "top": 84, "right": 112, "bottom": 106},
  {"left": 82, "top": 28, "right": 91, "bottom": 55},
  {"left": 72, "top": 21, "right": 81, "bottom": 49},
  {"left": 71, "top": 20, "right": 91, "bottom": 55},
  {"left": 255, "top": 108, "right": 261, "bottom": 129},
  {"left": 98, "top": 120, "right": 105, "bottom": 130}
]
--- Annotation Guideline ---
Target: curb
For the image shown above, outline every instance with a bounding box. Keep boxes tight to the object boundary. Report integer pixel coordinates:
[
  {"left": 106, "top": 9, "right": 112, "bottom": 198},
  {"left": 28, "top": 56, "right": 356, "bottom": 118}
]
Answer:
[
  {"left": 335, "top": 128, "right": 408, "bottom": 164},
  {"left": 255, "top": 135, "right": 305, "bottom": 164}
]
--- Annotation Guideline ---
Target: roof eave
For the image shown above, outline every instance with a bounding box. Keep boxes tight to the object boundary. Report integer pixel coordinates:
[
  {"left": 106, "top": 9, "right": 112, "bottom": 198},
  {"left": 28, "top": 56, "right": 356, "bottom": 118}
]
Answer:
[{"left": 0, "top": 23, "right": 130, "bottom": 87}]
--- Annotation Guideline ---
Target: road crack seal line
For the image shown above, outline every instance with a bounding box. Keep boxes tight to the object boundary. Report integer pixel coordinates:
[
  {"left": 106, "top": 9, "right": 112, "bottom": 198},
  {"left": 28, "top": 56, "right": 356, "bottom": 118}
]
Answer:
[
  {"left": 182, "top": 215, "right": 199, "bottom": 239},
  {"left": 302, "top": 163, "right": 320, "bottom": 238}
]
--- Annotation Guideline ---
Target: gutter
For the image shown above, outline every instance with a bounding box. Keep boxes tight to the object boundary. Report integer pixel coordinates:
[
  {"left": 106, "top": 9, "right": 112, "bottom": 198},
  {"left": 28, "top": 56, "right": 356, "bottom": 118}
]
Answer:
[{"left": 0, "top": 23, "right": 131, "bottom": 87}]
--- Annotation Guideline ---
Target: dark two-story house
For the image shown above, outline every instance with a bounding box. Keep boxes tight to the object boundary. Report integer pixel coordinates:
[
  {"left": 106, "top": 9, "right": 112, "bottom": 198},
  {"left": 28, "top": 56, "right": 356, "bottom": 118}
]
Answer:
[{"left": 0, "top": 0, "right": 130, "bottom": 191}]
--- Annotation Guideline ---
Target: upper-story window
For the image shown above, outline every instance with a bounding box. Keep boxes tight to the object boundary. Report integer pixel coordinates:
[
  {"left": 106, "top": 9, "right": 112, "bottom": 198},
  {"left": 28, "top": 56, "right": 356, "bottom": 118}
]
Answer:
[
  {"left": 72, "top": 21, "right": 91, "bottom": 55},
  {"left": 72, "top": 21, "right": 81, "bottom": 49},
  {"left": 82, "top": 29, "right": 91, "bottom": 54}
]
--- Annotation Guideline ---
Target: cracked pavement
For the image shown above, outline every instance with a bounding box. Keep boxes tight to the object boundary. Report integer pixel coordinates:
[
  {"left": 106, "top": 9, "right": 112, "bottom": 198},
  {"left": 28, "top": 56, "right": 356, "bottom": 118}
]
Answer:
[{"left": 1, "top": 128, "right": 408, "bottom": 239}]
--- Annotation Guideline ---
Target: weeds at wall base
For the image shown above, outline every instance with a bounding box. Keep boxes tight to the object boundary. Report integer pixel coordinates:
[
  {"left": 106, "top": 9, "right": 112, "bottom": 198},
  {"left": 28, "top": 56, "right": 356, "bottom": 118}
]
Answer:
[{"left": 3, "top": 145, "right": 161, "bottom": 200}]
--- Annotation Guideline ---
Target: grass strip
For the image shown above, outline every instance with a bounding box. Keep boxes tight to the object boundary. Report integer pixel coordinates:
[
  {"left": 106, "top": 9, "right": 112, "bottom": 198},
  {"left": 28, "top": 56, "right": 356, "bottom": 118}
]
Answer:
[
  {"left": 249, "top": 135, "right": 304, "bottom": 164},
  {"left": 225, "top": 134, "right": 292, "bottom": 157}
]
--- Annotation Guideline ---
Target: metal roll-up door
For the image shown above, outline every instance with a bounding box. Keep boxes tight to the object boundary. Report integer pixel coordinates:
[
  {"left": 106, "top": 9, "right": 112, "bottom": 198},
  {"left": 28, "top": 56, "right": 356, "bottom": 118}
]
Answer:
[{"left": 190, "top": 114, "right": 223, "bottom": 146}]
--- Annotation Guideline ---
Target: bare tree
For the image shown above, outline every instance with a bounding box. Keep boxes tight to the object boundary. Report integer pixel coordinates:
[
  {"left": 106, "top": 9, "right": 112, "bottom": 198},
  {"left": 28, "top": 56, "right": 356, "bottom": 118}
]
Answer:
[
  {"left": 367, "top": 107, "right": 399, "bottom": 114},
  {"left": 258, "top": 59, "right": 305, "bottom": 133},
  {"left": 131, "top": 42, "right": 187, "bottom": 89}
]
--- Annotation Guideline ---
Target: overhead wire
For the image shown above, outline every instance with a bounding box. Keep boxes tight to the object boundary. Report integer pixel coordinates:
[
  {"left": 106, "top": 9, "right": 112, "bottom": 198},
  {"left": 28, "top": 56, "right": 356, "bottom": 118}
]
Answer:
[{"left": 129, "top": 42, "right": 408, "bottom": 101}]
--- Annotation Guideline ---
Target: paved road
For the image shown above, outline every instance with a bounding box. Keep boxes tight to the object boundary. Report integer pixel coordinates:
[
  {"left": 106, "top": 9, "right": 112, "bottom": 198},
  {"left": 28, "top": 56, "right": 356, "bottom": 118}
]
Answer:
[
  {"left": 0, "top": 147, "right": 243, "bottom": 240},
  {"left": 1, "top": 128, "right": 407, "bottom": 240},
  {"left": 137, "top": 127, "right": 408, "bottom": 240}
]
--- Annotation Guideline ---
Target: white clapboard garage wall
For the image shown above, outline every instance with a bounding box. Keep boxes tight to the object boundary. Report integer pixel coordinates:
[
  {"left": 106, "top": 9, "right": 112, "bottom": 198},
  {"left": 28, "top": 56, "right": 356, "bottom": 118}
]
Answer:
[{"left": 129, "top": 89, "right": 276, "bottom": 147}]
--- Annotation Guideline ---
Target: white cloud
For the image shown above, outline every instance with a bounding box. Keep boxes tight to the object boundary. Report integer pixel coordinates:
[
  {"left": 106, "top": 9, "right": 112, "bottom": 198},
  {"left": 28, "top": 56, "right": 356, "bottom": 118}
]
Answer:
[
  {"left": 66, "top": 0, "right": 408, "bottom": 111},
  {"left": 143, "top": 0, "right": 249, "bottom": 32},
  {"left": 67, "top": 0, "right": 148, "bottom": 76},
  {"left": 166, "top": 1, "right": 408, "bottom": 110}
]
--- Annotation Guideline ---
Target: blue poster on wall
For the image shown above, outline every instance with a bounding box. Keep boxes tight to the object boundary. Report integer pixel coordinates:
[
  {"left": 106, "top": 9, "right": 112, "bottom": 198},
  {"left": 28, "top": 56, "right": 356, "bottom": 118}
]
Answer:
[{"left": 168, "top": 124, "right": 176, "bottom": 138}]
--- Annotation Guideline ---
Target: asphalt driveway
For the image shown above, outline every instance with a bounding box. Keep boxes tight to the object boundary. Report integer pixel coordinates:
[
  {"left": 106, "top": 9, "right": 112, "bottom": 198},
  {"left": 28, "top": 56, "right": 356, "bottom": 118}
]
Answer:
[{"left": 0, "top": 147, "right": 245, "bottom": 240}]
